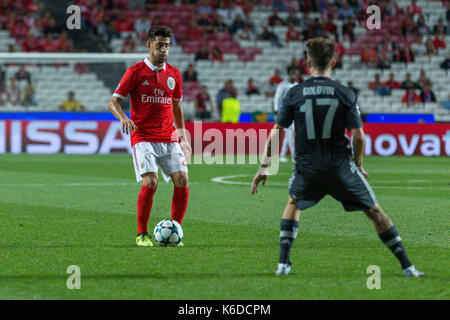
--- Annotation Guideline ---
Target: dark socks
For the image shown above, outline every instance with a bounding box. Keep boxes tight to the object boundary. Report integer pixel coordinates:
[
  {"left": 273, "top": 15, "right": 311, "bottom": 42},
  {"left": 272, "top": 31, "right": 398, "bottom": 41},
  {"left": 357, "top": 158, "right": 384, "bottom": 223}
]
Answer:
[
  {"left": 279, "top": 219, "right": 299, "bottom": 264},
  {"left": 378, "top": 226, "right": 412, "bottom": 269}
]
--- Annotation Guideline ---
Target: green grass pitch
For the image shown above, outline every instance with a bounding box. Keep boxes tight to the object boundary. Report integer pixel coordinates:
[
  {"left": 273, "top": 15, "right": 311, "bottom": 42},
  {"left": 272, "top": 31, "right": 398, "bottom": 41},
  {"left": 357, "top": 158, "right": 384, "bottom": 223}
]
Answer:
[{"left": 0, "top": 154, "right": 448, "bottom": 299}]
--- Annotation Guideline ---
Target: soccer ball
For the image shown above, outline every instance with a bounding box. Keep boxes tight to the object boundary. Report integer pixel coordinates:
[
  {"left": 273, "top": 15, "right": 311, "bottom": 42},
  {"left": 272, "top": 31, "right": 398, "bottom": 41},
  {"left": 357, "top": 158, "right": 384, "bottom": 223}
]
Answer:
[{"left": 153, "top": 219, "right": 183, "bottom": 246}]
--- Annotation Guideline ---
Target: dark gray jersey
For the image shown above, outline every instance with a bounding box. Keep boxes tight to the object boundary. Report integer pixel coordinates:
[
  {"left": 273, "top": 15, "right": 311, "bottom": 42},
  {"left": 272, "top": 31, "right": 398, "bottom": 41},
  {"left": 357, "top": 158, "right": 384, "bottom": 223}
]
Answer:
[{"left": 276, "top": 75, "right": 362, "bottom": 173}]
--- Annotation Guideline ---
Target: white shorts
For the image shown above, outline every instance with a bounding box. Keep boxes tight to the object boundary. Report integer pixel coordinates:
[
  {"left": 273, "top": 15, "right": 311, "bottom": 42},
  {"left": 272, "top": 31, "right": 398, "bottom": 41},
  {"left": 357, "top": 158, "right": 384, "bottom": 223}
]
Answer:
[{"left": 132, "top": 142, "right": 188, "bottom": 183}]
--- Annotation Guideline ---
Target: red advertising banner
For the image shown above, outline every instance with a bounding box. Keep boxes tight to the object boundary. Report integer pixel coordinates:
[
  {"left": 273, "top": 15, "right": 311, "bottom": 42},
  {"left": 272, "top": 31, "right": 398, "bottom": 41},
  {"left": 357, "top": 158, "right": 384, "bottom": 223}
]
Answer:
[{"left": 0, "top": 120, "right": 449, "bottom": 156}]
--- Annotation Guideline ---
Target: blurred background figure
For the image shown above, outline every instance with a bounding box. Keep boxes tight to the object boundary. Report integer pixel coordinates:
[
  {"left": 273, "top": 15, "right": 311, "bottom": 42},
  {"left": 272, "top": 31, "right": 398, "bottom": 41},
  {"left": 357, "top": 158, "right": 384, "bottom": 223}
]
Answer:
[
  {"left": 273, "top": 69, "right": 298, "bottom": 162},
  {"left": 194, "top": 85, "right": 213, "bottom": 120},
  {"left": 59, "top": 91, "right": 85, "bottom": 112},
  {"left": 221, "top": 91, "right": 240, "bottom": 123}
]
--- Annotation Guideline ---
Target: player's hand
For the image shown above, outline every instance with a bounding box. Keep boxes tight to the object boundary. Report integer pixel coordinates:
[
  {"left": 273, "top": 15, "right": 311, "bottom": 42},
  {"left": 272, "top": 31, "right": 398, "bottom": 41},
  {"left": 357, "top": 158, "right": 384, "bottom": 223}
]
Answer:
[
  {"left": 120, "top": 117, "right": 137, "bottom": 135},
  {"left": 251, "top": 169, "right": 268, "bottom": 195},
  {"left": 179, "top": 137, "right": 192, "bottom": 160},
  {"left": 358, "top": 166, "right": 369, "bottom": 178}
]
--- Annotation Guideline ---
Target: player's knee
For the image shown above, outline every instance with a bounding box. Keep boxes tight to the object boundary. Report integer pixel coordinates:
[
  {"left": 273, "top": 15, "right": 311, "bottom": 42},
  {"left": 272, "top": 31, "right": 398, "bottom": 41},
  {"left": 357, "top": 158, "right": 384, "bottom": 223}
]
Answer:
[
  {"left": 287, "top": 197, "right": 297, "bottom": 206},
  {"left": 365, "top": 204, "right": 388, "bottom": 223},
  {"left": 174, "top": 174, "right": 188, "bottom": 187},
  {"left": 142, "top": 175, "right": 158, "bottom": 188}
]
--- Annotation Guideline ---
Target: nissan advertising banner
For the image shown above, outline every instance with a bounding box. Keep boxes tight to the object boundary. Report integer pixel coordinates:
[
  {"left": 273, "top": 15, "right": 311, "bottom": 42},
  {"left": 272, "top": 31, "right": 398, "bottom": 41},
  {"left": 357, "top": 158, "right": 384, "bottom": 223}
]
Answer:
[{"left": 0, "top": 120, "right": 449, "bottom": 156}]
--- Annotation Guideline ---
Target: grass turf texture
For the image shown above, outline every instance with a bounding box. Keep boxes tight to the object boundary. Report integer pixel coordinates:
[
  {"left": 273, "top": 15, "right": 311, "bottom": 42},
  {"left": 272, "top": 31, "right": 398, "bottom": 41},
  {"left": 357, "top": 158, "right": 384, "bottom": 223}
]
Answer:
[{"left": 0, "top": 154, "right": 448, "bottom": 300}]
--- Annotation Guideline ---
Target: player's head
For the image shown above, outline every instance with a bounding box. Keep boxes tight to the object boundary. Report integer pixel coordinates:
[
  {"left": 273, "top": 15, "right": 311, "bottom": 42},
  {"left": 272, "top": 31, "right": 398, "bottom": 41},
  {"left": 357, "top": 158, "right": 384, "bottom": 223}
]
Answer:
[
  {"left": 305, "top": 37, "right": 336, "bottom": 75},
  {"left": 146, "top": 26, "right": 172, "bottom": 65},
  {"left": 288, "top": 69, "right": 297, "bottom": 83}
]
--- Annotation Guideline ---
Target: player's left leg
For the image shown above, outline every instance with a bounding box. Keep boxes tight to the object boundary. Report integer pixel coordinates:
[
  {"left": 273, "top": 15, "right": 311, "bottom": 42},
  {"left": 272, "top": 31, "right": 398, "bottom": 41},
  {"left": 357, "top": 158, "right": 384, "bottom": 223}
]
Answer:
[
  {"left": 169, "top": 171, "right": 189, "bottom": 225},
  {"left": 364, "top": 204, "right": 424, "bottom": 277},
  {"left": 276, "top": 196, "right": 300, "bottom": 275},
  {"left": 169, "top": 171, "right": 189, "bottom": 247}
]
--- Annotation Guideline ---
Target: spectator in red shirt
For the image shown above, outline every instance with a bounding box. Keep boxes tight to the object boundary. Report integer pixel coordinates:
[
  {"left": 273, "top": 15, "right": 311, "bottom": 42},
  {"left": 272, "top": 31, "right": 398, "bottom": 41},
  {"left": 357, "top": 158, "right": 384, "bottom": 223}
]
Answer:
[
  {"left": 184, "top": 20, "right": 204, "bottom": 41},
  {"left": 360, "top": 41, "right": 378, "bottom": 67},
  {"left": 11, "top": 20, "right": 28, "bottom": 41},
  {"left": 334, "top": 39, "right": 345, "bottom": 60},
  {"left": 270, "top": 69, "right": 283, "bottom": 84},
  {"left": 41, "top": 33, "right": 58, "bottom": 52},
  {"left": 114, "top": 14, "right": 133, "bottom": 32},
  {"left": 211, "top": 46, "right": 224, "bottom": 62},
  {"left": 407, "top": 0, "right": 422, "bottom": 16},
  {"left": 120, "top": 35, "right": 136, "bottom": 53},
  {"left": 432, "top": 32, "right": 447, "bottom": 50},
  {"left": 402, "top": 88, "right": 421, "bottom": 107},
  {"left": 56, "top": 31, "right": 73, "bottom": 52},
  {"left": 285, "top": 23, "right": 301, "bottom": 42},
  {"left": 323, "top": 15, "right": 337, "bottom": 38},
  {"left": 297, "top": 50, "right": 308, "bottom": 75},
  {"left": 384, "top": 73, "right": 401, "bottom": 91},
  {"left": 195, "top": 85, "right": 213, "bottom": 120},
  {"left": 22, "top": 34, "right": 42, "bottom": 52}
]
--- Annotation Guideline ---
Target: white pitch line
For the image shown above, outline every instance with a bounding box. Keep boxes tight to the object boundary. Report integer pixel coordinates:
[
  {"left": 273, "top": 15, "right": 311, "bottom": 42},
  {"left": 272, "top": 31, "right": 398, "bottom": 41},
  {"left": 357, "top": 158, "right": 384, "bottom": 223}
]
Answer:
[{"left": 211, "top": 174, "right": 450, "bottom": 190}]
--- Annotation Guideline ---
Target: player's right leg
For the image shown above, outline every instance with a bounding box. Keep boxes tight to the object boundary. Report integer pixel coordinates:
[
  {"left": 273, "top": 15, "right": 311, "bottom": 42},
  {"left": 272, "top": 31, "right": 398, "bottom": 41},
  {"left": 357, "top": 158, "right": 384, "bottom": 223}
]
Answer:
[
  {"left": 132, "top": 142, "right": 161, "bottom": 247},
  {"left": 364, "top": 203, "right": 424, "bottom": 277},
  {"left": 276, "top": 196, "right": 300, "bottom": 276},
  {"left": 136, "top": 172, "right": 158, "bottom": 247}
]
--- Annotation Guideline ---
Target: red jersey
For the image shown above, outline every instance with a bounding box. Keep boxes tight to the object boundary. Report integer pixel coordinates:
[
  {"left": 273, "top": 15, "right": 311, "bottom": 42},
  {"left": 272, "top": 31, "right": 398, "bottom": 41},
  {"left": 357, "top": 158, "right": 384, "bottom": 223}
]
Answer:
[{"left": 113, "top": 57, "right": 183, "bottom": 146}]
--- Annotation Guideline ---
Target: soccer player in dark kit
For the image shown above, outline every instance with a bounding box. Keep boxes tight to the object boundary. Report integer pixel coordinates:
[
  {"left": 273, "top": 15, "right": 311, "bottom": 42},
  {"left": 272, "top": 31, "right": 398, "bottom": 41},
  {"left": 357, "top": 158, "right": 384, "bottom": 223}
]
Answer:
[{"left": 251, "top": 37, "right": 424, "bottom": 277}]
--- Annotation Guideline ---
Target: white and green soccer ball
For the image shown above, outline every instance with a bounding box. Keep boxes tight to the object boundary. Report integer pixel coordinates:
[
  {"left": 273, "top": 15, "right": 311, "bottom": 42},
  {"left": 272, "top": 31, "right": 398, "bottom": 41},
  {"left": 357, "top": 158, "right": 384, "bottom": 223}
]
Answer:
[{"left": 153, "top": 219, "right": 183, "bottom": 246}]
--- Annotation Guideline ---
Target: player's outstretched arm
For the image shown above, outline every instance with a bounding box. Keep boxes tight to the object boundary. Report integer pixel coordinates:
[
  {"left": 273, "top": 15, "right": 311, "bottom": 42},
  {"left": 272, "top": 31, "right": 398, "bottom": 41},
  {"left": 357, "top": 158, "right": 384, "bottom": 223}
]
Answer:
[
  {"left": 172, "top": 100, "right": 191, "bottom": 159},
  {"left": 351, "top": 127, "right": 368, "bottom": 178},
  {"left": 251, "top": 123, "right": 284, "bottom": 195},
  {"left": 108, "top": 96, "right": 137, "bottom": 135}
]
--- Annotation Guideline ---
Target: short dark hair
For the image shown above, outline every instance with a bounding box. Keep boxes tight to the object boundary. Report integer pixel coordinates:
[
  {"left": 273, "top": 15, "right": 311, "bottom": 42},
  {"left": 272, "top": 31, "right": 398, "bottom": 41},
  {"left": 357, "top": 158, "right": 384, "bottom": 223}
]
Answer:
[
  {"left": 147, "top": 26, "right": 173, "bottom": 41},
  {"left": 306, "top": 37, "right": 335, "bottom": 72}
]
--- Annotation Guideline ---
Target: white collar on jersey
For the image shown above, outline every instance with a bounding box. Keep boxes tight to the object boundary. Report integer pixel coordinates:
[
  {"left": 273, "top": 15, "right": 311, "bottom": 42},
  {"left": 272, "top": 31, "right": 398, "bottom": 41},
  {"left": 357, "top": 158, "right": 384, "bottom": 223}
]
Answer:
[{"left": 144, "top": 57, "right": 166, "bottom": 71}]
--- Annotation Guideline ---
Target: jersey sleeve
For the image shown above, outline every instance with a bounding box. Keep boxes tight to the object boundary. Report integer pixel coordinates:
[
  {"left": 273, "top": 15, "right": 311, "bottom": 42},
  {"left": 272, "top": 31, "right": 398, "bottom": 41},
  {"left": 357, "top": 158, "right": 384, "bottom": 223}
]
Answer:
[
  {"left": 276, "top": 88, "right": 295, "bottom": 128},
  {"left": 173, "top": 68, "right": 183, "bottom": 102},
  {"left": 346, "top": 92, "right": 363, "bottom": 130},
  {"left": 113, "top": 67, "right": 134, "bottom": 100}
]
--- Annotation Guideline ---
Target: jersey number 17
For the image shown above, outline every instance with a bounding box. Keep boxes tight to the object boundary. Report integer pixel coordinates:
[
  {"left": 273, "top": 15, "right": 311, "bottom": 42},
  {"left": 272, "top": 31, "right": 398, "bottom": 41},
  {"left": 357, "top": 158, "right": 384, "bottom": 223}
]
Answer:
[{"left": 300, "top": 98, "right": 339, "bottom": 140}]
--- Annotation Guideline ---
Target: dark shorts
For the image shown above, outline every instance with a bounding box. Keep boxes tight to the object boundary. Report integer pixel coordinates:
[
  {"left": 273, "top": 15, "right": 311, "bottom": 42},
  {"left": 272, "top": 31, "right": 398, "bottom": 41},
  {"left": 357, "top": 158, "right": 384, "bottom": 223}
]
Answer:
[{"left": 288, "top": 160, "right": 377, "bottom": 212}]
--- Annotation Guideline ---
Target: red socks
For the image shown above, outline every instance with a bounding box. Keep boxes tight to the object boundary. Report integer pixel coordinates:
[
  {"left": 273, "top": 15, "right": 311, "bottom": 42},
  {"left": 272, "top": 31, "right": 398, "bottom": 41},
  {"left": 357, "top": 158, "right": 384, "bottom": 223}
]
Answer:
[
  {"left": 171, "top": 185, "right": 189, "bottom": 224},
  {"left": 136, "top": 184, "right": 156, "bottom": 235},
  {"left": 136, "top": 184, "right": 188, "bottom": 235}
]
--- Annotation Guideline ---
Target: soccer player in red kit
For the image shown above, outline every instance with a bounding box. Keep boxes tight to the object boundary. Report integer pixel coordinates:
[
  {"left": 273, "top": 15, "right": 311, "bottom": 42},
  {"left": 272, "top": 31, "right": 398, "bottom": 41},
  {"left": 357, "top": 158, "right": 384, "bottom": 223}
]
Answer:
[{"left": 108, "top": 26, "right": 191, "bottom": 247}]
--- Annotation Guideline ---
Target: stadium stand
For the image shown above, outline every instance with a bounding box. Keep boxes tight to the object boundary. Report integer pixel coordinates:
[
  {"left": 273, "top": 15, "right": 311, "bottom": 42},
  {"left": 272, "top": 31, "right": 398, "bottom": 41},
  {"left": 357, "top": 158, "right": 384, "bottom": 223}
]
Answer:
[{"left": 0, "top": 0, "right": 449, "bottom": 122}]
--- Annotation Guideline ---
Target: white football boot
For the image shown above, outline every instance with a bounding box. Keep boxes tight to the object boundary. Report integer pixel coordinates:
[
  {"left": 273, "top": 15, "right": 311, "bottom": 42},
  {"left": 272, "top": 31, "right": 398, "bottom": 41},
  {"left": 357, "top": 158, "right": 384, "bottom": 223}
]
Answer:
[
  {"left": 275, "top": 262, "right": 292, "bottom": 275},
  {"left": 403, "top": 265, "right": 425, "bottom": 277}
]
